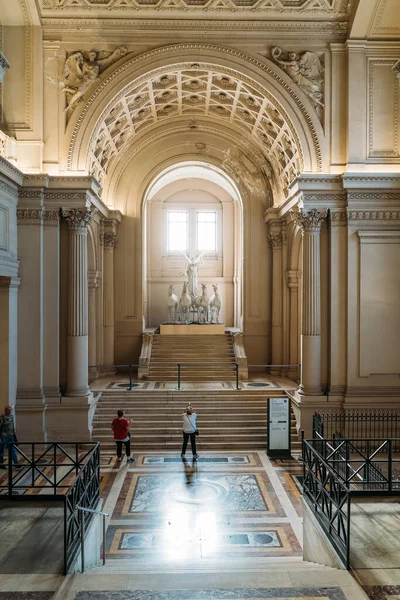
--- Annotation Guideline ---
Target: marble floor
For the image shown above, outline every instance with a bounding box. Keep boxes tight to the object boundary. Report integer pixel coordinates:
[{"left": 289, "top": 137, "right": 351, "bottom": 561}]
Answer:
[{"left": 2, "top": 451, "right": 400, "bottom": 600}]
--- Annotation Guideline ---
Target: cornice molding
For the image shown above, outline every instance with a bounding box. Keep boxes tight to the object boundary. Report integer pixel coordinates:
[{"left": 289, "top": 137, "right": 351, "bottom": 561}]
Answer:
[
  {"left": 0, "top": 156, "right": 24, "bottom": 187},
  {"left": 347, "top": 192, "right": 400, "bottom": 201}
]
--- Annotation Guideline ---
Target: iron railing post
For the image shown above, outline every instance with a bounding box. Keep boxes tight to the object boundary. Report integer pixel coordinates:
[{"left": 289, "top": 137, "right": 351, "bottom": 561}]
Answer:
[
  {"left": 129, "top": 365, "right": 133, "bottom": 391},
  {"left": 8, "top": 443, "right": 12, "bottom": 498},
  {"left": 103, "top": 515, "right": 106, "bottom": 565},
  {"left": 235, "top": 363, "right": 239, "bottom": 390},
  {"left": 389, "top": 439, "right": 393, "bottom": 493},
  {"left": 80, "top": 509, "right": 85, "bottom": 573}
]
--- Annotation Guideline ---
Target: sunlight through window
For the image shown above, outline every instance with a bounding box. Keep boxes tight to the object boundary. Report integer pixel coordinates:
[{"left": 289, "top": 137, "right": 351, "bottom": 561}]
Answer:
[
  {"left": 168, "top": 211, "right": 188, "bottom": 252},
  {"left": 197, "top": 211, "right": 217, "bottom": 252}
]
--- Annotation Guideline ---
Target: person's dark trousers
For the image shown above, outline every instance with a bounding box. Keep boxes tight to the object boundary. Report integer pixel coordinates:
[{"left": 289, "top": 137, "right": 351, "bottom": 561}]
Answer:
[
  {"left": 116, "top": 439, "right": 131, "bottom": 458},
  {"left": 182, "top": 431, "right": 197, "bottom": 456}
]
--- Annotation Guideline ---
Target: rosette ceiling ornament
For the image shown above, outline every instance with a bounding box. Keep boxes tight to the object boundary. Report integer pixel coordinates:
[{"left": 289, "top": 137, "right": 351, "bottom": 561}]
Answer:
[{"left": 88, "top": 67, "right": 303, "bottom": 195}]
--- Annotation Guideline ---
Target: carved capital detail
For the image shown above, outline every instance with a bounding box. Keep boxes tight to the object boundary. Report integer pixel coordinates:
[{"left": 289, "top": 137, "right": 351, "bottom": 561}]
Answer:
[
  {"left": 43, "top": 210, "right": 60, "bottom": 227},
  {"left": 17, "top": 209, "right": 44, "bottom": 225},
  {"left": 269, "top": 233, "right": 283, "bottom": 249},
  {"left": 328, "top": 210, "right": 348, "bottom": 228},
  {"left": 291, "top": 208, "right": 326, "bottom": 232},
  {"left": 61, "top": 207, "right": 95, "bottom": 232},
  {"left": 100, "top": 233, "right": 118, "bottom": 249}
]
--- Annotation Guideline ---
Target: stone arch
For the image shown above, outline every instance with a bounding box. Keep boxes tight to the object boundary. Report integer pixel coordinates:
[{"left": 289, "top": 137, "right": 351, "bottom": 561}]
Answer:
[{"left": 65, "top": 44, "right": 326, "bottom": 193}]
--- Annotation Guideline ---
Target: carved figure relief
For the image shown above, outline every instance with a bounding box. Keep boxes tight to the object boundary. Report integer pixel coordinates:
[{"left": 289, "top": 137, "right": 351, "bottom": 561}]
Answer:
[
  {"left": 271, "top": 47, "right": 324, "bottom": 118},
  {"left": 61, "top": 47, "right": 128, "bottom": 113}
]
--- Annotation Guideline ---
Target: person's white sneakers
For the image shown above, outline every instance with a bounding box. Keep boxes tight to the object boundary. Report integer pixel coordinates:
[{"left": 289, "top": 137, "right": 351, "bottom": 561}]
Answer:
[
  {"left": 127, "top": 457, "right": 135, "bottom": 463},
  {"left": 193, "top": 454, "right": 199, "bottom": 459}
]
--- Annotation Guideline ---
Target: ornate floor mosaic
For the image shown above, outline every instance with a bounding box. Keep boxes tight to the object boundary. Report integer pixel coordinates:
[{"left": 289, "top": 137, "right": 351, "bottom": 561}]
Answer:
[
  {"left": 103, "top": 453, "right": 302, "bottom": 563},
  {"left": 73, "top": 588, "right": 349, "bottom": 599}
]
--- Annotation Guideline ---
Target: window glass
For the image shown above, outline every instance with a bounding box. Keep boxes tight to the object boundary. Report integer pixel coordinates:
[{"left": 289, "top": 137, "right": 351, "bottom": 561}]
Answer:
[
  {"left": 197, "top": 211, "right": 217, "bottom": 252},
  {"left": 168, "top": 211, "right": 188, "bottom": 252}
]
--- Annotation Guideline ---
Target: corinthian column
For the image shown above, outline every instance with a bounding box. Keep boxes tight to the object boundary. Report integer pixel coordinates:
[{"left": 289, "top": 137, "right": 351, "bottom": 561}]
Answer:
[
  {"left": 101, "top": 231, "right": 117, "bottom": 372},
  {"left": 88, "top": 270, "right": 100, "bottom": 381},
  {"left": 61, "top": 207, "right": 94, "bottom": 398},
  {"left": 295, "top": 208, "right": 326, "bottom": 396},
  {"left": 268, "top": 228, "right": 283, "bottom": 371}
]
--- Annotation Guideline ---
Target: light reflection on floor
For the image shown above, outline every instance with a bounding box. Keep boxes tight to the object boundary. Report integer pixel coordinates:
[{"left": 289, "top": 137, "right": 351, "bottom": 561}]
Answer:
[{"left": 105, "top": 452, "right": 302, "bottom": 563}]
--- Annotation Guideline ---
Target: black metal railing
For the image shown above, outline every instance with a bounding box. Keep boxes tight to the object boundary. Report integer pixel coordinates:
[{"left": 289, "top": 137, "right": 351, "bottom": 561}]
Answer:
[
  {"left": 313, "top": 411, "right": 400, "bottom": 453},
  {"left": 0, "top": 441, "right": 100, "bottom": 574},
  {"left": 90, "top": 362, "right": 300, "bottom": 391},
  {"left": 303, "top": 439, "right": 351, "bottom": 567}
]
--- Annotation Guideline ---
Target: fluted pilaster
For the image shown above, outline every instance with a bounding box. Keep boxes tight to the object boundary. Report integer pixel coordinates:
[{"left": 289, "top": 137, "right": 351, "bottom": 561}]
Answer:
[
  {"left": 293, "top": 208, "right": 326, "bottom": 395},
  {"left": 62, "top": 207, "right": 95, "bottom": 397},
  {"left": 101, "top": 228, "right": 117, "bottom": 370},
  {"left": 268, "top": 227, "right": 283, "bottom": 370}
]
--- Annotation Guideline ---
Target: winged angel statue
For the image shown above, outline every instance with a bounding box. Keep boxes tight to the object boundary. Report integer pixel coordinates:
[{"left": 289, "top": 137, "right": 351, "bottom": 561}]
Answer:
[
  {"left": 271, "top": 47, "right": 324, "bottom": 117},
  {"left": 62, "top": 47, "right": 128, "bottom": 113}
]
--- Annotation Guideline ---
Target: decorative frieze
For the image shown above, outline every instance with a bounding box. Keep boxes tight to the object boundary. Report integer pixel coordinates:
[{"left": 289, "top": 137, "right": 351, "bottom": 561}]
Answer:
[
  {"left": 328, "top": 210, "right": 348, "bottom": 228},
  {"left": 17, "top": 208, "right": 44, "bottom": 225},
  {"left": 43, "top": 210, "right": 60, "bottom": 227},
  {"left": 291, "top": 208, "right": 326, "bottom": 232},
  {"left": 348, "top": 210, "right": 400, "bottom": 222},
  {"left": 61, "top": 207, "right": 95, "bottom": 232}
]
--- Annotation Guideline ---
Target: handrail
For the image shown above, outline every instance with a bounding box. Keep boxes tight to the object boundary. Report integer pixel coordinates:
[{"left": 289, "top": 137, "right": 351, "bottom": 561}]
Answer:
[
  {"left": 75, "top": 504, "right": 109, "bottom": 572},
  {"left": 89, "top": 362, "right": 300, "bottom": 391}
]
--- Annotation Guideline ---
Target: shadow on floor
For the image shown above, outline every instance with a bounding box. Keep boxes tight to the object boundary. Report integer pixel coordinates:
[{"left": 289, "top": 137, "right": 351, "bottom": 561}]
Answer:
[{"left": 0, "top": 501, "right": 64, "bottom": 574}]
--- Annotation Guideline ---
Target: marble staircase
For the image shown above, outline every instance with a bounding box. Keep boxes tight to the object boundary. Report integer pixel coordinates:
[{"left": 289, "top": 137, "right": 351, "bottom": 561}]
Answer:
[
  {"left": 91, "top": 390, "right": 300, "bottom": 452},
  {"left": 147, "top": 333, "right": 237, "bottom": 381}
]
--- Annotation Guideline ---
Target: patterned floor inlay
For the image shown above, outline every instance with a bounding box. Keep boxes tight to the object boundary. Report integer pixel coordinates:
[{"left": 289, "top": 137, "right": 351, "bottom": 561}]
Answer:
[
  {"left": 364, "top": 586, "right": 400, "bottom": 599},
  {"left": 137, "top": 454, "right": 261, "bottom": 467},
  {"left": 105, "top": 462, "right": 302, "bottom": 562},
  {"left": 115, "top": 472, "right": 285, "bottom": 516},
  {"left": 73, "top": 588, "right": 349, "bottom": 599},
  {"left": 0, "top": 593, "right": 54, "bottom": 599}
]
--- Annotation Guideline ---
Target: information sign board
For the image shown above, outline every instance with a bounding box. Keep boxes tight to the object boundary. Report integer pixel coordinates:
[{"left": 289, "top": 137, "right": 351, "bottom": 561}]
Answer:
[{"left": 267, "top": 397, "right": 291, "bottom": 457}]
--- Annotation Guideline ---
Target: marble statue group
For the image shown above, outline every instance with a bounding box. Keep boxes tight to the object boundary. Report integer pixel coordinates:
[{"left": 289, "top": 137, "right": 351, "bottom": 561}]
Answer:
[{"left": 166, "top": 253, "right": 222, "bottom": 324}]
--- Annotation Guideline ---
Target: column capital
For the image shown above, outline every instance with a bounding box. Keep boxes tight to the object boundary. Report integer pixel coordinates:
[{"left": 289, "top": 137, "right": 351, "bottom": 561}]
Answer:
[
  {"left": 43, "top": 209, "right": 60, "bottom": 227},
  {"left": 292, "top": 208, "right": 327, "bottom": 232},
  {"left": 61, "top": 207, "right": 96, "bottom": 232},
  {"left": 100, "top": 232, "right": 118, "bottom": 249},
  {"left": 268, "top": 233, "right": 283, "bottom": 249}
]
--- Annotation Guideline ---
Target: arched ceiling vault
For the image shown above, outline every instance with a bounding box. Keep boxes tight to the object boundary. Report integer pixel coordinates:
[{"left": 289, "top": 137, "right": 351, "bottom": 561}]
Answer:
[
  {"left": 88, "top": 65, "right": 303, "bottom": 200},
  {"left": 104, "top": 118, "right": 277, "bottom": 210}
]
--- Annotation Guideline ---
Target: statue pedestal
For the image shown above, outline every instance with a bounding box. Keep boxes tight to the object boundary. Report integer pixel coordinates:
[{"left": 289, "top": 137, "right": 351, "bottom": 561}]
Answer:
[{"left": 160, "top": 324, "right": 225, "bottom": 335}]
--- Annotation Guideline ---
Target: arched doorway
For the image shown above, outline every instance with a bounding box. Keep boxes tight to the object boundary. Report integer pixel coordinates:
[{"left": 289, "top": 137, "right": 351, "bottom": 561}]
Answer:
[{"left": 142, "top": 161, "right": 244, "bottom": 330}]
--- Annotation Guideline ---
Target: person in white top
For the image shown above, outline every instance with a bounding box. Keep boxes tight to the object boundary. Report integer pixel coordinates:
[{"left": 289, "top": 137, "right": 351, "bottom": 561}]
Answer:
[{"left": 181, "top": 404, "right": 199, "bottom": 459}]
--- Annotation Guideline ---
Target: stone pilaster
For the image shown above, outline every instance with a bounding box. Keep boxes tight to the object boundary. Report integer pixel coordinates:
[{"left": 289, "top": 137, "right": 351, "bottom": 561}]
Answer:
[
  {"left": 0, "top": 276, "right": 19, "bottom": 408},
  {"left": 88, "top": 269, "right": 100, "bottom": 381},
  {"left": 286, "top": 269, "right": 301, "bottom": 380},
  {"left": 16, "top": 193, "right": 45, "bottom": 441},
  {"left": 101, "top": 225, "right": 118, "bottom": 372},
  {"left": 43, "top": 209, "right": 61, "bottom": 405},
  {"left": 294, "top": 208, "right": 326, "bottom": 396},
  {"left": 268, "top": 224, "right": 283, "bottom": 372},
  {"left": 61, "top": 207, "right": 94, "bottom": 399}
]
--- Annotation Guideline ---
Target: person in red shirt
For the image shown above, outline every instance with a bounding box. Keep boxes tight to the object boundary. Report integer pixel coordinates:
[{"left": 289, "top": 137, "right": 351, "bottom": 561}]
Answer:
[{"left": 111, "top": 409, "right": 134, "bottom": 463}]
